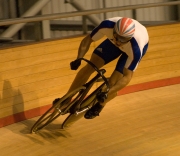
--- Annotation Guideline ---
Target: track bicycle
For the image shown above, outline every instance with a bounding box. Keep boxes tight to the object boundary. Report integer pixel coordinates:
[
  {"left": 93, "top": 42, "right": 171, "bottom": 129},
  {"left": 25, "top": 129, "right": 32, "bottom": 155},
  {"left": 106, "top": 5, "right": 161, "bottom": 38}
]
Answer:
[{"left": 31, "top": 58, "right": 110, "bottom": 133}]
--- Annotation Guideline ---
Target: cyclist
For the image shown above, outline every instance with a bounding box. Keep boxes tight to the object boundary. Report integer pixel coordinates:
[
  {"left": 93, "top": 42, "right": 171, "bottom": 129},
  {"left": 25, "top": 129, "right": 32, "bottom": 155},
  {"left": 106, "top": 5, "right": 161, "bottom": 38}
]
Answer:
[{"left": 56, "top": 17, "right": 149, "bottom": 119}]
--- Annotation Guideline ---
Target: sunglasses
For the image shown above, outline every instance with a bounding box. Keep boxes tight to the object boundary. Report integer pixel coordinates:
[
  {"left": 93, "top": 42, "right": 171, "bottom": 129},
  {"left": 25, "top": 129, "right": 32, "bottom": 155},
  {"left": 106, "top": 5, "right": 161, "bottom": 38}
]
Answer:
[{"left": 113, "top": 29, "right": 131, "bottom": 43}]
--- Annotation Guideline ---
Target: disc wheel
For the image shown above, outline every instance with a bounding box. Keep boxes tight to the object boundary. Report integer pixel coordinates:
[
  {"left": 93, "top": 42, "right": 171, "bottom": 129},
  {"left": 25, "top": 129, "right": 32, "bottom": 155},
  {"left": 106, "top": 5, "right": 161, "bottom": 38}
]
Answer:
[{"left": 31, "top": 86, "right": 86, "bottom": 133}]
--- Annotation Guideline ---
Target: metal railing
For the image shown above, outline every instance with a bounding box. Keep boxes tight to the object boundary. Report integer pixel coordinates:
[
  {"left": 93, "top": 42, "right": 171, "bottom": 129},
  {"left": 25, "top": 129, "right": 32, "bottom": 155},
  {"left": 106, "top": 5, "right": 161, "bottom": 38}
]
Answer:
[{"left": 0, "top": 1, "right": 180, "bottom": 26}]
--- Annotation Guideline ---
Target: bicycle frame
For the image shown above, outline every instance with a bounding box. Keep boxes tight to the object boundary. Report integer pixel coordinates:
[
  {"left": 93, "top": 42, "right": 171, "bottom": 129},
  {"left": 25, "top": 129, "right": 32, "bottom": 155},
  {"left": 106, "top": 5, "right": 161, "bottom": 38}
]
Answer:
[{"left": 61, "top": 59, "right": 110, "bottom": 128}]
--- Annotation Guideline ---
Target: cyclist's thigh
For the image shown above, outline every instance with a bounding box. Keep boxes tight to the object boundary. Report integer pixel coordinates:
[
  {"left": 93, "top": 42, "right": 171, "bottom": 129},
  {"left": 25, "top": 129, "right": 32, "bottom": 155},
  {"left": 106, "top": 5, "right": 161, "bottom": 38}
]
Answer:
[
  {"left": 108, "top": 70, "right": 124, "bottom": 86},
  {"left": 115, "top": 52, "right": 128, "bottom": 74},
  {"left": 89, "top": 53, "right": 105, "bottom": 69},
  {"left": 93, "top": 39, "right": 122, "bottom": 65},
  {"left": 108, "top": 53, "right": 128, "bottom": 86}
]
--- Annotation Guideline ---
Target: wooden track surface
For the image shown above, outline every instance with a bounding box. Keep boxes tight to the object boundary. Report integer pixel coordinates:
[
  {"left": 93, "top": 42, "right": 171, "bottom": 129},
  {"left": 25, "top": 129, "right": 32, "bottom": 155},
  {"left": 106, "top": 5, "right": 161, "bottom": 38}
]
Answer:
[{"left": 0, "top": 84, "right": 180, "bottom": 156}]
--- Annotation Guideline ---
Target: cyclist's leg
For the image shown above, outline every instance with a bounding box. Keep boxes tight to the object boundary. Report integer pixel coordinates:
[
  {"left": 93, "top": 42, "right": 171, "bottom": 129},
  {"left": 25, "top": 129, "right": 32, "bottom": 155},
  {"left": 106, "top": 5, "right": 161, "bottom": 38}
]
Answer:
[
  {"left": 84, "top": 40, "right": 124, "bottom": 119},
  {"left": 53, "top": 41, "right": 106, "bottom": 105},
  {"left": 67, "top": 39, "right": 121, "bottom": 94},
  {"left": 67, "top": 53, "right": 105, "bottom": 94},
  {"left": 53, "top": 52, "right": 105, "bottom": 105},
  {"left": 100, "top": 70, "right": 124, "bottom": 105},
  {"left": 85, "top": 53, "right": 132, "bottom": 119},
  {"left": 101, "top": 53, "right": 132, "bottom": 106},
  {"left": 84, "top": 69, "right": 125, "bottom": 119}
]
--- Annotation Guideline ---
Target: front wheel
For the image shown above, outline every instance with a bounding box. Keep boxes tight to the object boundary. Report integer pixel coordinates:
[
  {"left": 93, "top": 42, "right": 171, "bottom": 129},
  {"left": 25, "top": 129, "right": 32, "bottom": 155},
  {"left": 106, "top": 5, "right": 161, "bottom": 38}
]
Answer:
[{"left": 31, "top": 86, "right": 86, "bottom": 133}]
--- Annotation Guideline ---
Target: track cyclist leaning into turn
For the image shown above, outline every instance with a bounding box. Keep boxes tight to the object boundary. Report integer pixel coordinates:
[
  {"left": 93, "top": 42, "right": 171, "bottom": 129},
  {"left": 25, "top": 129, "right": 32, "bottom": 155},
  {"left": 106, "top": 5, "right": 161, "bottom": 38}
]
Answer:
[{"left": 54, "top": 17, "right": 149, "bottom": 119}]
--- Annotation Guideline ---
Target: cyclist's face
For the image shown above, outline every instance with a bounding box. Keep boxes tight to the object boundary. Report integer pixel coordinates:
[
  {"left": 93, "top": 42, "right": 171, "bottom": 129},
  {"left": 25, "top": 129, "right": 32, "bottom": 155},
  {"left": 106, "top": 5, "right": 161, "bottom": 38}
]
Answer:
[{"left": 113, "top": 29, "right": 131, "bottom": 47}]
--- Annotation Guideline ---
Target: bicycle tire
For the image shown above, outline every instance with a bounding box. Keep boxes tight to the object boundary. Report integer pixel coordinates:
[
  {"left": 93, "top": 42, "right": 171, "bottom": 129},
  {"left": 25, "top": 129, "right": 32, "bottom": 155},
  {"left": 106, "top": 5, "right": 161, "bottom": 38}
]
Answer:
[
  {"left": 31, "top": 86, "right": 86, "bottom": 133},
  {"left": 61, "top": 98, "right": 97, "bottom": 129}
]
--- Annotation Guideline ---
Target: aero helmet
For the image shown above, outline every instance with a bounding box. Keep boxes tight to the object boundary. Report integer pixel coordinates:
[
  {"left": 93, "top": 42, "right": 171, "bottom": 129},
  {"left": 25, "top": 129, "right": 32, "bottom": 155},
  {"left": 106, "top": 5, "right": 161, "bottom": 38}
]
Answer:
[{"left": 114, "top": 17, "right": 135, "bottom": 38}]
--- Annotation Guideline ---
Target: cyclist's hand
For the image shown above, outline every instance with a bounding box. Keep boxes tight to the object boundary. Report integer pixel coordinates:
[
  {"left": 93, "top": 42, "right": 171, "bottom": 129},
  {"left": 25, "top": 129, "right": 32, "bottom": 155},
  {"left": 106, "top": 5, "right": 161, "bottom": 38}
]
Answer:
[{"left": 70, "top": 59, "right": 81, "bottom": 70}]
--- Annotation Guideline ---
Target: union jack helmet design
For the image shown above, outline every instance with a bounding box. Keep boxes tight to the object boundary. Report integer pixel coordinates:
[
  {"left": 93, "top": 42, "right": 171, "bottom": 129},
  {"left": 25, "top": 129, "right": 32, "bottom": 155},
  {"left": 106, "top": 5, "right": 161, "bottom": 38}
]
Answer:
[{"left": 114, "top": 17, "right": 135, "bottom": 38}]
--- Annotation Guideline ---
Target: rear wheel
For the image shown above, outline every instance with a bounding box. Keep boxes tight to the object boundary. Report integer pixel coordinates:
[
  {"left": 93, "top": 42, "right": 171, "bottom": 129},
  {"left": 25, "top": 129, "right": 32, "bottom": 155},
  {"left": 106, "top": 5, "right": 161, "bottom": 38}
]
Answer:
[{"left": 31, "top": 86, "right": 86, "bottom": 133}]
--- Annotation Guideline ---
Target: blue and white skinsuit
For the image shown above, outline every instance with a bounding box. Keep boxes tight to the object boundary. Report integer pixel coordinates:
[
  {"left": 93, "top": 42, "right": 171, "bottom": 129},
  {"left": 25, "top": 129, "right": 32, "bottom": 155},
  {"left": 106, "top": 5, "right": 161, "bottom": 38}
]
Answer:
[{"left": 90, "top": 17, "right": 149, "bottom": 73}]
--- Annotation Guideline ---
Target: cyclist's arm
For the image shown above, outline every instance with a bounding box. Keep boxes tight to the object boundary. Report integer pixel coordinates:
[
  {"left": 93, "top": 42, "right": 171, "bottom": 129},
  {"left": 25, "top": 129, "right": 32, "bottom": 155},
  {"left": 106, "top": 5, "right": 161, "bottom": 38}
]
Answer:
[{"left": 77, "top": 34, "right": 93, "bottom": 59}]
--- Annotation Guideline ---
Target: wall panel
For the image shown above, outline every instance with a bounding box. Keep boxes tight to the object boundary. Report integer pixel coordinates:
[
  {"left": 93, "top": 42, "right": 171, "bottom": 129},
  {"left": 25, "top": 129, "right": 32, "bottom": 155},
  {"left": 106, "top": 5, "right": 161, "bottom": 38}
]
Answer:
[{"left": 41, "top": 0, "right": 177, "bottom": 38}]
